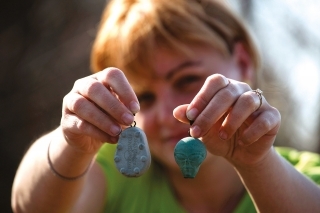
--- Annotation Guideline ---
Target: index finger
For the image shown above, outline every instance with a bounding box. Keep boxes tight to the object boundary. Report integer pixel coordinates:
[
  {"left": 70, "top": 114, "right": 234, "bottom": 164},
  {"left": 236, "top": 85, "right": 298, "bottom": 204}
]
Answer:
[
  {"left": 186, "top": 74, "right": 229, "bottom": 121},
  {"left": 96, "top": 67, "right": 140, "bottom": 114}
]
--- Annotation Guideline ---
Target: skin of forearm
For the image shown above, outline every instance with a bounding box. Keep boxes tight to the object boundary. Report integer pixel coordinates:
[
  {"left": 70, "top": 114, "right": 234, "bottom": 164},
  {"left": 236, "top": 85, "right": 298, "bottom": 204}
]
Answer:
[
  {"left": 235, "top": 147, "right": 320, "bottom": 213},
  {"left": 11, "top": 127, "right": 95, "bottom": 213}
]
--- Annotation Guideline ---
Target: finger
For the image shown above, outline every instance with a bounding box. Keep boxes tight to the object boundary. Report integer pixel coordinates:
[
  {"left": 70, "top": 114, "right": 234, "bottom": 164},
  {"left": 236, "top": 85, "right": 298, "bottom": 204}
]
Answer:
[
  {"left": 64, "top": 93, "right": 122, "bottom": 137},
  {"left": 62, "top": 113, "right": 119, "bottom": 143},
  {"left": 189, "top": 80, "right": 250, "bottom": 138},
  {"left": 173, "top": 104, "right": 190, "bottom": 124},
  {"left": 218, "top": 90, "right": 263, "bottom": 140},
  {"left": 186, "top": 74, "right": 230, "bottom": 121},
  {"left": 96, "top": 68, "right": 140, "bottom": 114},
  {"left": 238, "top": 109, "right": 281, "bottom": 146},
  {"left": 75, "top": 75, "right": 134, "bottom": 126}
]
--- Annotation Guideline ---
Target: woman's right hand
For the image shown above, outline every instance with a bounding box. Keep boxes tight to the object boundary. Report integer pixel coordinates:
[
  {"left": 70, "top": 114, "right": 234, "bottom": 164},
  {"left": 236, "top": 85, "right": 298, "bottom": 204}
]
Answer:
[{"left": 61, "top": 67, "right": 140, "bottom": 154}]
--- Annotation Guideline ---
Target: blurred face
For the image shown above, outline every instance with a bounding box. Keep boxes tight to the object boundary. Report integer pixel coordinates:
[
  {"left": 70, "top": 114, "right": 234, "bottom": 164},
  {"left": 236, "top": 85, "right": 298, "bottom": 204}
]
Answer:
[{"left": 133, "top": 44, "right": 246, "bottom": 171}]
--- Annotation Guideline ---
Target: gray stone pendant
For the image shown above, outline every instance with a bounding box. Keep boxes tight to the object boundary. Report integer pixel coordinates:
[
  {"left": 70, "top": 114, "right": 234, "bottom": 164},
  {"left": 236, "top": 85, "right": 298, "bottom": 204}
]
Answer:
[
  {"left": 174, "top": 137, "right": 207, "bottom": 178},
  {"left": 114, "top": 123, "right": 151, "bottom": 177}
]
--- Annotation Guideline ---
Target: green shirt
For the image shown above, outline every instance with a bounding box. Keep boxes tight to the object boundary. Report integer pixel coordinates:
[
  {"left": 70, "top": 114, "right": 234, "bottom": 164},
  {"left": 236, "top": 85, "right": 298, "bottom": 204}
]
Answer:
[{"left": 96, "top": 145, "right": 320, "bottom": 213}]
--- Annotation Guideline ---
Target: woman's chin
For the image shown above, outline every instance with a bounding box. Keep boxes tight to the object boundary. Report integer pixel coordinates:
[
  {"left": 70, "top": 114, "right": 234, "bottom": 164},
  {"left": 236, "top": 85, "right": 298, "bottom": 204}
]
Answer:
[
  {"left": 151, "top": 149, "right": 180, "bottom": 170},
  {"left": 149, "top": 137, "right": 189, "bottom": 171}
]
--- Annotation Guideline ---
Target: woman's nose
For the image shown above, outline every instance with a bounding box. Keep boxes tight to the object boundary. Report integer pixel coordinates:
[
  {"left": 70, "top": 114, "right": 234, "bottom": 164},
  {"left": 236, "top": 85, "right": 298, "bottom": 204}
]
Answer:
[{"left": 155, "top": 93, "right": 178, "bottom": 125}]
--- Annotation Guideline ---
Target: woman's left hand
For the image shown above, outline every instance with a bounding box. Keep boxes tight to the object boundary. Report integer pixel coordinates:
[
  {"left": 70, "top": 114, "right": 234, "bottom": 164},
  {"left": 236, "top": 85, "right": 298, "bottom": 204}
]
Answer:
[{"left": 173, "top": 74, "right": 281, "bottom": 168}]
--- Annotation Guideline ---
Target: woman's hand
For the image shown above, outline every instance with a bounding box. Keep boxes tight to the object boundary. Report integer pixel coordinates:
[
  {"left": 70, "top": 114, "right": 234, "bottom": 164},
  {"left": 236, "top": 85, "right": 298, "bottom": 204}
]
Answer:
[
  {"left": 61, "top": 67, "right": 140, "bottom": 154},
  {"left": 173, "top": 74, "right": 281, "bottom": 168}
]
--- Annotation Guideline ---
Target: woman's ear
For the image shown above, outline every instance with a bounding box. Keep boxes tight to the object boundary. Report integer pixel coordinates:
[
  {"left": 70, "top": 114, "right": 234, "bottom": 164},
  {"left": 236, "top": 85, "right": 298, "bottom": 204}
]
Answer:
[{"left": 232, "top": 42, "right": 255, "bottom": 85}]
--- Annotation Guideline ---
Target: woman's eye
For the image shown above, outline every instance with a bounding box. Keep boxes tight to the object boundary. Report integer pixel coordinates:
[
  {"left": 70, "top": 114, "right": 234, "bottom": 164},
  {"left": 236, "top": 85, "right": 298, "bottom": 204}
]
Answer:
[
  {"left": 137, "top": 92, "right": 155, "bottom": 109},
  {"left": 175, "top": 75, "right": 202, "bottom": 91}
]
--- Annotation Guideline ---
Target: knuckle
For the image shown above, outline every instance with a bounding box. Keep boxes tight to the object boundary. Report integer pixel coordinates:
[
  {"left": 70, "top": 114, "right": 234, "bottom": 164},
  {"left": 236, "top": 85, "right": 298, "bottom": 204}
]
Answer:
[
  {"left": 70, "top": 96, "right": 87, "bottom": 113},
  {"left": 62, "top": 94, "right": 69, "bottom": 106},
  {"left": 241, "top": 93, "right": 256, "bottom": 110},
  {"left": 218, "top": 88, "right": 235, "bottom": 102},
  {"left": 73, "top": 77, "right": 88, "bottom": 90},
  {"left": 272, "top": 107, "right": 281, "bottom": 120},
  {"left": 240, "top": 82, "right": 251, "bottom": 90},
  {"left": 73, "top": 79, "right": 82, "bottom": 88},
  {"left": 86, "top": 80, "right": 101, "bottom": 96},
  {"left": 258, "top": 117, "right": 271, "bottom": 130},
  {"left": 105, "top": 67, "right": 124, "bottom": 79},
  {"left": 61, "top": 113, "right": 72, "bottom": 128},
  {"left": 267, "top": 109, "right": 281, "bottom": 127},
  {"left": 206, "top": 74, "right": 227, "bottom": 86},
  {"left": 76, "top": 119, "right": 88, "bottom": 131}
]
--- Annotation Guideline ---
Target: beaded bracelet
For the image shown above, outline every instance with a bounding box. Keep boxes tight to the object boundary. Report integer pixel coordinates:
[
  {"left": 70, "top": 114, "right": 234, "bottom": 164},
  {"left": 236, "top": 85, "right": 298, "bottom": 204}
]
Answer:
[{"left": 47, "top": 141, "right": 92, "bottom": 181}]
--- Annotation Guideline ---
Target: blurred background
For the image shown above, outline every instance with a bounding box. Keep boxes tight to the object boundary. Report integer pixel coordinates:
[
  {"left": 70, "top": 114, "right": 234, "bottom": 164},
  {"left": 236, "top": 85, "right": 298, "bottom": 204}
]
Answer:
[{"left": 1, "top": 0, "right": 319, "bottom": 211}]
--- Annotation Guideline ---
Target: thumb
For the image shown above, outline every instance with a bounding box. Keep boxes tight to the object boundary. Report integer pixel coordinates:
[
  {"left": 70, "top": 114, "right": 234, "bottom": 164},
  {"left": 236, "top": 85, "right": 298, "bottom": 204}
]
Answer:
[{"left": 173, "top": 104, "right": 190, "bottom": 124}]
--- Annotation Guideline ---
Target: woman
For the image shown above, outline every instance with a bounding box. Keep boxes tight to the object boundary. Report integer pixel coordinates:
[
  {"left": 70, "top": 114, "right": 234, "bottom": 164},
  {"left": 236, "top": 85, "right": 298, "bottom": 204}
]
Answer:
[{"left": 12, "top": 0, "right": 320, "bottom": 212}]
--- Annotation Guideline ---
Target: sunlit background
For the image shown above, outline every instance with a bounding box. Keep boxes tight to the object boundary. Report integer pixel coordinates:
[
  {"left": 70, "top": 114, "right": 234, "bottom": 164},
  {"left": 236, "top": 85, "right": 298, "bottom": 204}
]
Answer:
[
  {"left": 1, "top": 0, "right": 319, "bottom": 211},
  {"left": 229, "top": 0, "right": 320, "bottom": 151}
]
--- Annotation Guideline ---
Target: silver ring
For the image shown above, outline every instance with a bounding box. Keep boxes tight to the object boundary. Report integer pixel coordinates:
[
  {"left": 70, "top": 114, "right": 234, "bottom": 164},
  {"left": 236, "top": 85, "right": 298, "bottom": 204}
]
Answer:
[{"left": 252, "top": 88, "right": 263, "bottom": 111}]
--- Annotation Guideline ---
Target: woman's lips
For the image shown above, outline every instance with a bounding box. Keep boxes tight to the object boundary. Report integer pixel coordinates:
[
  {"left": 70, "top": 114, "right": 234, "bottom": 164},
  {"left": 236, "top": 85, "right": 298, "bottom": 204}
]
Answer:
[{"left": 164, "top": 134, "right": 189, "bottom": 147}]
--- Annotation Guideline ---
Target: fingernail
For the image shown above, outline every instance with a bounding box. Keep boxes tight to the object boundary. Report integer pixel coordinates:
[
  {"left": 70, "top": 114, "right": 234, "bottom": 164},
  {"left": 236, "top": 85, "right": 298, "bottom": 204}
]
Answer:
[
  {"left": 190, "top": 125, "right": 201, "bottom": 138},
  {"left": 224, "top": 77, "right": 230, "bottom": 85},
  {"left": 219, "top": 131, "right": 228, "bottom": 140},
  {"left": 130, "top": 101, "right": 140, "bottom": 114},
  {"left": 110, "top": 125, "right": 121, "bottom": 136},
  {"left": 122, "top": 112, "right": 134, "bottom": 125},
  {"left": 186, "top": 108, "right": 198, "bottom": 121}
]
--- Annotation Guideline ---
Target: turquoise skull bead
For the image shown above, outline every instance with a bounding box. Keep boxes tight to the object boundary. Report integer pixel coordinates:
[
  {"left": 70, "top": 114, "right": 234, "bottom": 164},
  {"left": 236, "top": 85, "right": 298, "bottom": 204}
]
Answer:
[{"left": 174, "top": 137, "right": 207, "bottom": 178}]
